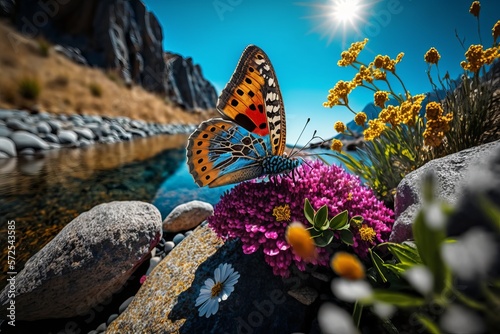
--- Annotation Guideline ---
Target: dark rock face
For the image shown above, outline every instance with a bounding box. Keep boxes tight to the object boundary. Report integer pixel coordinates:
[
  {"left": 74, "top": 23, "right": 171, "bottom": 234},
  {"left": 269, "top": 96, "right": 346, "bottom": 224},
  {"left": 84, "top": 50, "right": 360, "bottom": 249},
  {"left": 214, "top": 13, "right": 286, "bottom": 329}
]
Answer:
[
  {"left": 9, "top": 0, "right": 217, "bottom": 110},
  {"left": 165, "top": 52, "right": 218, "bottom": 110}
]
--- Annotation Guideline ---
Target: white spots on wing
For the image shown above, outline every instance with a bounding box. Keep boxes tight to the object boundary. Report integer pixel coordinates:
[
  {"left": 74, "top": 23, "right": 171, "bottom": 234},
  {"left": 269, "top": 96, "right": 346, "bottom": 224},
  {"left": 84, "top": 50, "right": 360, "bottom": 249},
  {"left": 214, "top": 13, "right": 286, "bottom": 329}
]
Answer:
[
  {"left": 266, "top": 92, "right": 277, "bottom": 101},
  {"left": 255, "top": 58, "right": 265, "bottom": 65},
  {"left": 273, "top": 105, "right": 280, "bottom": 112},
  {"left": 268, "top": 77, "right": 274, "bottom": 87},
  {"left": 263, "top": 64, "right": 270, "bottom": 71},
  {"left": 266, "top": 105, "right": 274, "bottom": 112}
]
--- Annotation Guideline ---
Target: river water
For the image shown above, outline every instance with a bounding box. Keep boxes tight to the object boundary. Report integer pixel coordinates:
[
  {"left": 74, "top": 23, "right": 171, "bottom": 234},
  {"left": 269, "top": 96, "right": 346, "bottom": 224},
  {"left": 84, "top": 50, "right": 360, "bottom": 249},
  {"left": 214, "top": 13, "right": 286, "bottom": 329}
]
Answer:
[{"left": 0, "top": 134, "right": 232, "bottom": 288}]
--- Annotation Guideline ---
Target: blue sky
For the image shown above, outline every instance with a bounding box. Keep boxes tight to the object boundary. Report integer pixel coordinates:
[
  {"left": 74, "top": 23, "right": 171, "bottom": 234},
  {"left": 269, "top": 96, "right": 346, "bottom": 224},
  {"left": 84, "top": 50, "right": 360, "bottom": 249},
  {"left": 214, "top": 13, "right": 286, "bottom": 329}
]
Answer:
[{"left": 143, "top": 0, "right": 499, "bottom": 145}]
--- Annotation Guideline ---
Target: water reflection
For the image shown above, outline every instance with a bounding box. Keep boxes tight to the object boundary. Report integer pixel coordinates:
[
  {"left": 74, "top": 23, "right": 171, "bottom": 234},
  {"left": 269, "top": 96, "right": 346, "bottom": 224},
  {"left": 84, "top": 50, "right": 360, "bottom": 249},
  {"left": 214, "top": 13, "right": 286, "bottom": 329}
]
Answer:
[{"left": 0, "top": 134, "right": 227, "bottom": 289}]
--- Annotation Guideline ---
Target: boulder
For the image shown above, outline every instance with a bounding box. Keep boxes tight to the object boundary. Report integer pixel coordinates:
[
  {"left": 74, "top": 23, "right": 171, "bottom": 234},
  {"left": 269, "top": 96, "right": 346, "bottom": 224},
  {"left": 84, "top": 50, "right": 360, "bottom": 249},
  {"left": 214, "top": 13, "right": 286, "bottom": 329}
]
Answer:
[
  {"left": 390, "top": 140, "right": 500, "bottom": 242},
  {"left": 107, "top": 225, "right": 314, "bottom": 333},
  {"left": 9, "top": 131, "right": 50, "bottom": 151},
  {"left": 0, "top": 201, "right": 162, "bottom": 321},
  {"left": 0, "top": 137, "right": 16, "bottom": 157},
  {"left": 163, "top": 200, "right": 214, "bottom": 232},
  {"left": 58, "top": 130, "right": 78, "bottom": 145}
]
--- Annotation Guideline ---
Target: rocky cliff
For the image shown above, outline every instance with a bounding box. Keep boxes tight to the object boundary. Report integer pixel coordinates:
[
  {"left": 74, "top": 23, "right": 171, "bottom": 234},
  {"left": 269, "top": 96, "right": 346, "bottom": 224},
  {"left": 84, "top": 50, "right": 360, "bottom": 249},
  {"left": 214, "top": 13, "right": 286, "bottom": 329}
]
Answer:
[{"left": 0, "top": 0, "right": 216, "bottom": 111}]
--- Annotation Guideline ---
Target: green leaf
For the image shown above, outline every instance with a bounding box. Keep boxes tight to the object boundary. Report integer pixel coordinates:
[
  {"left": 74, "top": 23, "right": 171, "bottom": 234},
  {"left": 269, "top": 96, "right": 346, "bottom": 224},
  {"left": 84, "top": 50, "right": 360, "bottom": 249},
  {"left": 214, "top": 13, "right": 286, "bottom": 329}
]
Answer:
[
  {"left": 314, "top": 229, "right": 334, "bottom": 247},
  {"left": 313, "top": 205, "right": 329, "bottom": 230},
  {"left": 415, "top": 314, "right": 441, "bottom": 334},
  {"left": 340, "top": 229, "right": 354, "bottom": 245},
  {"left": 369, "top": 249, "right": 388, "bottom": 283},
  {"left": 350, "top": 215, "right": 364, "bottom": 227},
  {"left": 371, "top": 290, "right": 425, "bottom": 307},
  {"left": 304, "top": 198, "right": 315, "bottom": 225},
  {"left": 352, "top": 301, "right": 363, "bottom": 329},
  {"left": 386, "top": 243, "right": 422, "bottom": 265},
  {"left": 329, "top": 210, "right": 349, "bottom": 230},
  {"left": 412, "top": 210, "right": 449, "bottom": 294},
  {"left": 383, "top": 263, "right": 413, "bottom": 276}
]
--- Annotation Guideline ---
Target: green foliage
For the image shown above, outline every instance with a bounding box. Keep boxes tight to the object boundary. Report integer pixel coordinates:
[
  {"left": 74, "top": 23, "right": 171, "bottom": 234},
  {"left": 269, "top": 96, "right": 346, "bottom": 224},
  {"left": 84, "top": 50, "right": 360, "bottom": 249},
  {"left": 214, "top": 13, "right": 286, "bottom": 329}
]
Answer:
[
  {"left": 336, "top": 174, "right": 500, "bottom": 333},
  {"left": 89, "top": 82, "right": 103, "bottom": 97},
  {"left": 303, "top": 198, "right": 356, "bottom": 247},
  {"left": 18, "top": 76, "right": 41, "bottom": 100}
]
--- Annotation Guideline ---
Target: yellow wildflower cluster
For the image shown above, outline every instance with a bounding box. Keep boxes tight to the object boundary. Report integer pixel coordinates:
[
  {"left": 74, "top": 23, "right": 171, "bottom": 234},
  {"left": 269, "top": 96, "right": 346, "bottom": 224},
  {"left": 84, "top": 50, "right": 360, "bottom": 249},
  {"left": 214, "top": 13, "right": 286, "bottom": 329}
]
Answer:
[
  {"left": 363, "top": 119, "right": 387, "bottom": 141},
  {"left": 469, "top": 1, "right": 480, "bottom": 17},
  {"left": 330, "top": 252, "right": 365, "bottom": 280},
  {"left": 460, "top": 44, "right": 500, "bottom": 73},
  {"left": 376, "top": 94, "right": 426, "bottom": 128},
  {"left": 334, "top": 121, "right": 346, "bottom": 133},
  {"left": 372, "top": 53, "right": 404, "bottom": 73},
  {"left": 358, "top": 224, "right": 377, "bottom": 243},
  {"left": 374, "top": 91, "right": 389, "bottom": 108},
  {"left": 354, "top": 112, "right": 367, "bottom": 126},
  {"left": 424, "top": 47, "right": 441, "bottom": 64},
  {"left": 323, "top": 80, "right": 356, "bottom": 107},
  {"left": 494, "top": 20, "right": 500, "bottom": 42},
  {"left": 331, "top": 139, "right": 343, "bottom": 153},
  {"left": 352, "top": 65, "right": 374, "bottom": 85},
  {"left": 272, "top": 204, "right": 291, "bottom": 221},
  {"left": 337, "top": 38, "right": 368, "bottom": 67},
  {"left": 398, "top": 94, "right": 426, "bottom": 126},
  {"left": 423, "top": 102, "right": 453, "bottom": 147}
]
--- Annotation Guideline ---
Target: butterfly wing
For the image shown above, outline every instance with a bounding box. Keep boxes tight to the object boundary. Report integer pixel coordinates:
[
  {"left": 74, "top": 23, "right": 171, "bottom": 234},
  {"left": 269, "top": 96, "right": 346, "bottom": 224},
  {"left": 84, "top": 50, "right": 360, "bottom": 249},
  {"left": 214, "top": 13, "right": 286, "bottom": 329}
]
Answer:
[
  {"left": 217, "top": 45, "right": 286, "bottom": 156},
  {"left": 187, "top": 118, "right": 273, "bottom": 187}
]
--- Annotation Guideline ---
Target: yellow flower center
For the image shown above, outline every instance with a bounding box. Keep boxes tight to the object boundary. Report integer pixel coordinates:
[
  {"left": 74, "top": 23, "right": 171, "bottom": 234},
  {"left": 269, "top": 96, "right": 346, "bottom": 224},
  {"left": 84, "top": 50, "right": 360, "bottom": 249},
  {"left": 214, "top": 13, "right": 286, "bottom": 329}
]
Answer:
[
  {"left": 272, "top": 204, "right": 291, "bottom": 221},
  {"left": 331, "top": 139, "right": 343, "bottom": 153},
  {"left": 331, "top": 252, "right": 365, "bottom": 280},
  {"left": 285, "top": 222, "right": 316, "bottom": 260},
  {"left": 359, "top": 224, "right": 376, "bottom": 243},
  {"left": 211, "top": 282, "right": 223, "bottom": 297}
]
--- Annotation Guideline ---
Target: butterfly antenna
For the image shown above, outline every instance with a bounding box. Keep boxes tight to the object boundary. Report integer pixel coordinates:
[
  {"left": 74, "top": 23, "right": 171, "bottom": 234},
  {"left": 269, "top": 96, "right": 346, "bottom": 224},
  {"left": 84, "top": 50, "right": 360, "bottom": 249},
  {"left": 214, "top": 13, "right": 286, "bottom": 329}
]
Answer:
[{"left": 289, "top": 118, "right": 310, "bottom": 156}]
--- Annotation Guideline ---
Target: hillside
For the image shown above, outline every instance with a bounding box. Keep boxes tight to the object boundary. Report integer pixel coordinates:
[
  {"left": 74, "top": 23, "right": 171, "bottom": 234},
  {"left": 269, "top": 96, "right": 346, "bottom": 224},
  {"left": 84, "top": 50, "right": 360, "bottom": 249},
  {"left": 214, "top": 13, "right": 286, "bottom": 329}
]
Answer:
[{"left": 0, "top": 21, "right": 218, "bottom": 124}]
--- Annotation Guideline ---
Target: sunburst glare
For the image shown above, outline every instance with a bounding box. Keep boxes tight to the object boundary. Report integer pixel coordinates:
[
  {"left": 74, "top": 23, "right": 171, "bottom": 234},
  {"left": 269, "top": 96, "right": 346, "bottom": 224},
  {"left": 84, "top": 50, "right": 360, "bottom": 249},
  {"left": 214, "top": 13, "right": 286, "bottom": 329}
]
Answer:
[{"left": 302, "top": 0, "right": 375, "bottom": 46}]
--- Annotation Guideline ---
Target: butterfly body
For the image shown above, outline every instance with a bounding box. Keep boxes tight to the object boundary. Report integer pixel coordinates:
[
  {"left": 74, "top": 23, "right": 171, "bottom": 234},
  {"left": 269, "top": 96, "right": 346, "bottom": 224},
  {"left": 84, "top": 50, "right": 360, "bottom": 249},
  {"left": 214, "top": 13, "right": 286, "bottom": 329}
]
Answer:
[{"left": 187, "top": 45, "right": 301, "bottom": 187}]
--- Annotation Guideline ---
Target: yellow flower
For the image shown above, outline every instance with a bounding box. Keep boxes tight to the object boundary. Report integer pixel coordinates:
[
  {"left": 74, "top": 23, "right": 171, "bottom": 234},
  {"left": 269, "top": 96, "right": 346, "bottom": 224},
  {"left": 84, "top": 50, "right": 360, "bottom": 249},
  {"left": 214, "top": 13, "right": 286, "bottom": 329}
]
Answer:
[
  {"left": 331, "top": 139, "right": 343, "bottom": 153},
  {"left": 338, "top": 38, "right": 369, "bottom": 67},
  {"left": 354, "top": 112, "right": 367, "bottom": 126},
  {"left": 373, "top": 68, "right": 387, "bottom": 81},
  {"left": 359, "top": 224, "right": 376, "bottom": 243},
  {"left": 272, "top": 204, "right": 291, "bottom": 221},
  {"left": 469, "top": 1, "right": 480, "bottom": 17},
  {"left": 398, "top": 94, "right": 426, "bottom": 126},
  {"left": 330, "top": 252, "right": 365, "bottom": 280},
  {"left": 484, "top": 47, "right": 499, "bottom": 65},
  {"left": 461, "top": 44, "right": 485, "bottom": 72},
  {"left": 424, "top": 102, "right": 453, "bottom": 147},
  {"left": 424, "top": 47, "right": 441, "bottom": 64},
  {"left": 373, "top": 55, "right": 398, "bottom": 73},
  {"left": 374, "top": 91, "right": 389, "bottom": 108},
  {"left": 363, "top": 119, "right": 387, "bottom": 140},
  {"left": 395, "top": 52, "right": 404, "bottom": 63},
  {"left": 324, "top": 80, "right": 356, "bottom": 108},
  {"left": 493, "top": 20, "right": 500, "bottom": 42},
  {"left": 378, "top": 105, "right": 399, "bottom": 126},
  {"left": 285, "top": 222, "right": 316, "bottom": 260},
  {"left": 334, "top": 121, "right": 346, "bottom": 133}
]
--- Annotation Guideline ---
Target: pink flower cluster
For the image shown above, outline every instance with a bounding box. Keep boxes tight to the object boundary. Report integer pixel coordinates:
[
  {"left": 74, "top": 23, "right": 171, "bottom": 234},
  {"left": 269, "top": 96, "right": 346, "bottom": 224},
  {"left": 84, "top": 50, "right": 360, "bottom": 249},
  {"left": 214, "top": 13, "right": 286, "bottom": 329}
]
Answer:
[{"left": 208, "top": 160, "right": 394, "bottom": 277}]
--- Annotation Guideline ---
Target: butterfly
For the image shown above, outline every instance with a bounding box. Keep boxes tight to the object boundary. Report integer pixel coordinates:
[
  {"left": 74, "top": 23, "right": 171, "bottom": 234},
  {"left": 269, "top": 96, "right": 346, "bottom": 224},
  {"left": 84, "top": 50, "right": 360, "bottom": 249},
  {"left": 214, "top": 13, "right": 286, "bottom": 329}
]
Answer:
[{"left": 186, "top": 45, "right": 302, "bottom": 187}]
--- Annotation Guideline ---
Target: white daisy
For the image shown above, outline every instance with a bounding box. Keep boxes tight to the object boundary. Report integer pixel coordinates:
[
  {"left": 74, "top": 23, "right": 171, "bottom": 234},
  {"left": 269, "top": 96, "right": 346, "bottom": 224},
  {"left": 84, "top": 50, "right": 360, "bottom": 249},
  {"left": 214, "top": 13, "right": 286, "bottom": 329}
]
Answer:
[{"left": 195, "top": 263, "right": 240, "bottom": 318}]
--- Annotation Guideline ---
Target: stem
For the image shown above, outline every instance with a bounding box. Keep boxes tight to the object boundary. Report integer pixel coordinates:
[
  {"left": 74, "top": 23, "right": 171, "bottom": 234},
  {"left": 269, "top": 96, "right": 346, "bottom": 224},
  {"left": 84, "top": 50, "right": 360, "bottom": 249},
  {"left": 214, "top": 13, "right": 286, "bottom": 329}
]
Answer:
[
  {"left": 476, "top": 16, "right": 483, "bottom": 45},
  {"left": 393, "top": 72, "right": 409, "bottom": 97}
]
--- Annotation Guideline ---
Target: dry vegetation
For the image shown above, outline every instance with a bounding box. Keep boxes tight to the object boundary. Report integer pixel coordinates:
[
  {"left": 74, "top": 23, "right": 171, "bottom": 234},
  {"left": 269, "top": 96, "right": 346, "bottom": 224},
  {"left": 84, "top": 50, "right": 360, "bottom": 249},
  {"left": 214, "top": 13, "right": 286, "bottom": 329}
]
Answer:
[{"left": 0, "top": 20, "right": 218, "bottom": 124}]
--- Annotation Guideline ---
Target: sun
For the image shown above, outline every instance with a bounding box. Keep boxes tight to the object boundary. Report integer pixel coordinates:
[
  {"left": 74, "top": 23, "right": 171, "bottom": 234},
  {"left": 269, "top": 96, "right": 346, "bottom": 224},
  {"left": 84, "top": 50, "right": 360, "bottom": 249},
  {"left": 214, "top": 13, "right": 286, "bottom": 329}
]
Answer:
[
  {"left": 330, "top": 0, "right": 362, "bottom": 25},
  {"left": 302, "top": 0, "right": 374, "bottom": 46}
]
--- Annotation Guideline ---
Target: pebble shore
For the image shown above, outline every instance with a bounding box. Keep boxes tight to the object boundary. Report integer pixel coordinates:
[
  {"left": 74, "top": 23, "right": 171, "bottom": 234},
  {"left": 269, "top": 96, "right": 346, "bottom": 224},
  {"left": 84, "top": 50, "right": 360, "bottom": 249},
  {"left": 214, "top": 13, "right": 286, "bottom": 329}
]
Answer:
[{"left": 0, "top": 109, "right": 197, "bottom": 158}]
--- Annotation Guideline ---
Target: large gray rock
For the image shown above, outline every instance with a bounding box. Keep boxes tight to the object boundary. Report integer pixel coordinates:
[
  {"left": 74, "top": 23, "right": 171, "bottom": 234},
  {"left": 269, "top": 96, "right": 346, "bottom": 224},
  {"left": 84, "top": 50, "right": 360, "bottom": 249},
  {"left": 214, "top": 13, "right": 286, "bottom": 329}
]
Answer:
[
  {"left": 9, "top": 130, "right": 50, "bottom": 151},
  {"left": 163, "top": 200, "right": 214, "bottom": 232},
  {"left": 0, "top": 137, "right": 16, "bottom": 157},
  {"left": 390, "top": 140, "right": 500, "bottom": 242},
  {"left": 107, "top": 225, "right": 315, "bottom": 333},
  {"left": 58, "top": 130, "right": 78, "bottom": 145},
  {"left": 0, "top": 201, "right": 162, "bottom": 321}
]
